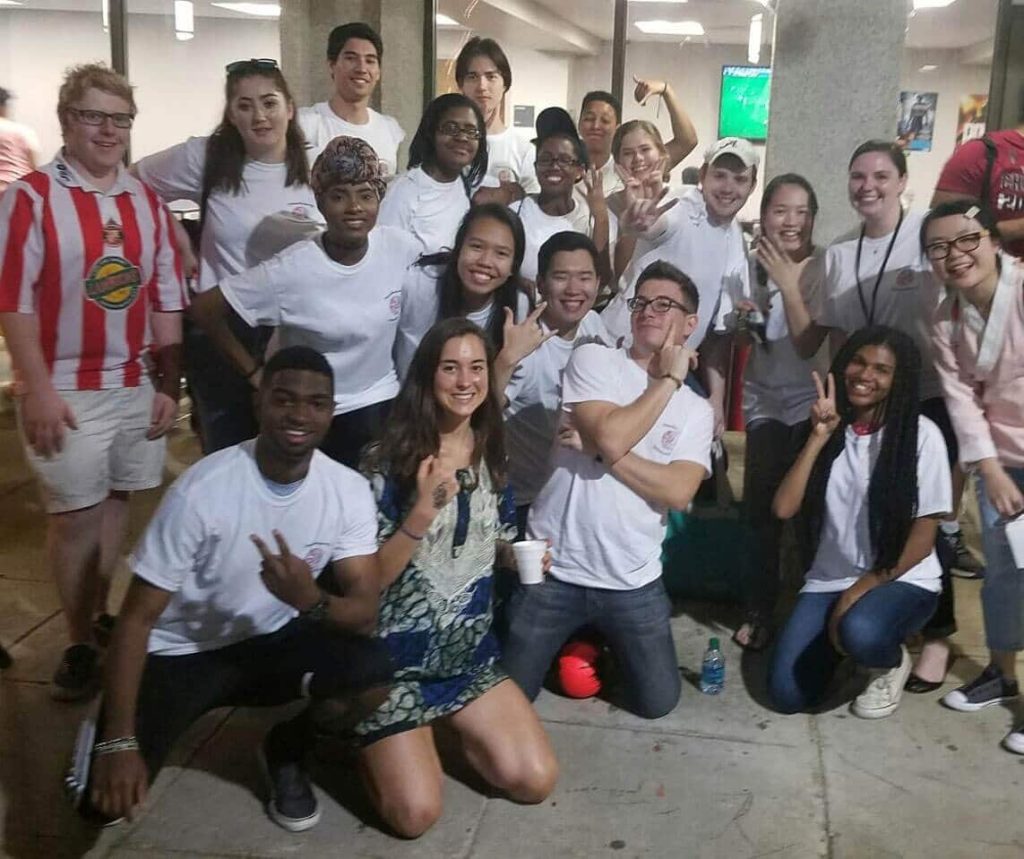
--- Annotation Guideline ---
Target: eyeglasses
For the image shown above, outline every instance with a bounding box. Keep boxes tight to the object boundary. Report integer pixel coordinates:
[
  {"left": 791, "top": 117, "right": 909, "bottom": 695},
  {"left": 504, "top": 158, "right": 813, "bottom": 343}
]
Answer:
[
  {"left": 438, "top": 121, "right": 482, "bottom": 141},
  {"left": 627, "top": 296, "right": 694, "bottom": 316},
  {"left": 66, "top": 107, "right": 135, "bottom": 129},
  {"left": 226, "top": 58, "right": 279, "bottom": 74},
  {"left": 924, "top": 230, "right": 990, "bottom": 260},
  {"left": 536, "top": 155, "right": 579, "bottom": 170}
]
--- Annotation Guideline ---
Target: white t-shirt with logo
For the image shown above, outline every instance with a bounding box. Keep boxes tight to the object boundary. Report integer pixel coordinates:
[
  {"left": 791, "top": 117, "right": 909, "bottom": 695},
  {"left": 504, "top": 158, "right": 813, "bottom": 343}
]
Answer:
[
  {"left": 803, "top": 417, "right": 952, "bottom": 594},
  {"left": 821, "top": 210, "right": 943, "bottom": 400},
  {"left": 395, "top": 262, "right": 531, "bottom": 378},
  {"left": 504, "top": 312, "right": 610, "bottom": 506},
  {"left": 528, "top": 343, "right": 714, "bottom": 590},
  {"left": 298, "top": 103, "right": 405, "bottom": 180},
  {"left": 378, "top": 166, "right": 471, "bottom": 253},
  {"left": 511, "top": 196, "right": 617, "bottom": 284},
  {"left": 131, "top": 441, "right": 379, "bottom": 656},
  {"left": 135, "top": 136, "right": 323, "bottom": 290},
  {"left": 742, "top": 249, "right": 829, "bottom": 427},
  {"left": 484, "top": 127, "right": 538, "bottom": 194},
  {"left": 219, "top": 227, "right": 420, "bottom": 414},
  {"left": 602, "top": 187, "right": 747, "bottom": 351}
]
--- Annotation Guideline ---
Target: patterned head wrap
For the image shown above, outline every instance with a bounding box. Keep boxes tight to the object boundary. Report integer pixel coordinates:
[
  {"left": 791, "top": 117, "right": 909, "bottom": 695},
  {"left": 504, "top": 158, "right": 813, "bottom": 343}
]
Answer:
[{"left": 311, "top": 135, "right": 386, "bottom": 199}]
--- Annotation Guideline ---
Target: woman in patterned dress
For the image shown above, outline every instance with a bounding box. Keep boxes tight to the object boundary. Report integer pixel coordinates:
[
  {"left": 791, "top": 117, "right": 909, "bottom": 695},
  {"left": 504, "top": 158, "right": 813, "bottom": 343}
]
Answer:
[{"left": 357, "top": 317, "right": 558, "bottom": 838}]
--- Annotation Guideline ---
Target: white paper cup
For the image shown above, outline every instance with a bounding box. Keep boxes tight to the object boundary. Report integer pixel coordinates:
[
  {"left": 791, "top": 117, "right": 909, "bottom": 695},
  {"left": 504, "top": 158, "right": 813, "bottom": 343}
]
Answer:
[
  {"left": 1005, "top": 516, "right": 1024, "bottom": 569},
  {"left": 513, "top": 540, "right": 546, "bottom": 585}
]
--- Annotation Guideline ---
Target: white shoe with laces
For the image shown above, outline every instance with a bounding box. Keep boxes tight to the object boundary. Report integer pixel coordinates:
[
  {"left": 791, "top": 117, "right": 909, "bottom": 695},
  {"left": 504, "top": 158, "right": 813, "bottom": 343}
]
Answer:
[
  {"left": 1003, "top": 726, "right": 1024, "bottom": 755},
  {"left": 851, "top": 645, "right": 912, "bottom": 719}
]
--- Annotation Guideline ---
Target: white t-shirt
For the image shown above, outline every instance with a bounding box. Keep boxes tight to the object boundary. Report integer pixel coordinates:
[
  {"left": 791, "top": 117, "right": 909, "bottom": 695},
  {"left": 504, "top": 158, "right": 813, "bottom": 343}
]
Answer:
[
  {"left": 485, "top": 127, "right": 539, "bottom": 193},
  {"left": 395, "top": 262, "right": 531, "bottom": 378},
  {"left": 219, "top": 227, "right": 421, "bottom": 414},
  {"left": 511, "top": 195, "right": 617, "bottom": 284},
  {"left": 802, "top": 416, "right": 952, "bottom": 594},
  {"left": 821, "top": 210, "right": 943, "bottom": 400},
  {"left": 130, "top": 441, "right": 379, "bottom": 656},
  {"left": 528, "top": 343, "right": 714, "bottom": 590},
  {"left": 378, "top": 166, "right": 471, "bottom": 253},
  {"left": 602, "top": 187, "right": 747, "bottom": 351},
  {"left": 298, "top": 102, "right": 405, "bottom": 180},
  {"left": 742, "top": 249, "right": 830, "bottom": 427},
  {"left": 504, "top": 312, "right": 610, "bottom": 506},
  {"left": 135, "top": 136, "right": 323, "bottom": 290}
]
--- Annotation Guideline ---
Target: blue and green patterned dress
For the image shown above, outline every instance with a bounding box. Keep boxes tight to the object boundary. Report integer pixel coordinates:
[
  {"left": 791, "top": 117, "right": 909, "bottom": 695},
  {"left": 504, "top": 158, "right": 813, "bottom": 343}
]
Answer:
[{"left": 354, "top": 462, "right": 518, "bottom": 744}]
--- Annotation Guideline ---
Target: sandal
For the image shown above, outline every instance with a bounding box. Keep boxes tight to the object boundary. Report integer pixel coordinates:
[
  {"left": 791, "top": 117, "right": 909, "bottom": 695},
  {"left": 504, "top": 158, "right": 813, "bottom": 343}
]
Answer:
[{"left": 732, "top": 611, "right": 771, "bottom": 652}]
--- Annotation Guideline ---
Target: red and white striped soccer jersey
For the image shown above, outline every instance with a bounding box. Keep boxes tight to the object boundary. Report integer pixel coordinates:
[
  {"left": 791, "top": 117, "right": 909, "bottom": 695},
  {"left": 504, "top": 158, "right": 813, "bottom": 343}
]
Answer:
[{"left": 0, "top": 155, "right": 187, "bottom": 391}]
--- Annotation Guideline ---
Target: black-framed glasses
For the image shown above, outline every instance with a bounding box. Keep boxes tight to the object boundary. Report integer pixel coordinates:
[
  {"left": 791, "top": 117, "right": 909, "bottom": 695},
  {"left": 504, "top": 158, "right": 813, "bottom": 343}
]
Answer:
[
  {"left": 66, "top": 107, "right": 135, "bottom": 129},
  {"left": 226, "top": 58, "right": 279, "bottom": 74},
  {"left": 627, "top": 296, "right": 694, "bottom": 315},
  {"left": 438, "top": 121, "right": 482, "bottom": 141},
  {"left": 924, "top": 230, "right": 990, "bottom": 261},
  {"left": 536, "top": 155, "right": 579, "bottom": 169}
]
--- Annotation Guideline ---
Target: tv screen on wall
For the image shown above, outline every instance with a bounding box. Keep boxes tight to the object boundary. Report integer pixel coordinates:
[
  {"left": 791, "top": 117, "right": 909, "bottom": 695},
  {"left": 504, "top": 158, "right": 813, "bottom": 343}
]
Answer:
[{"left": 719, "top": 65, "right": 771, "bottom": 142}]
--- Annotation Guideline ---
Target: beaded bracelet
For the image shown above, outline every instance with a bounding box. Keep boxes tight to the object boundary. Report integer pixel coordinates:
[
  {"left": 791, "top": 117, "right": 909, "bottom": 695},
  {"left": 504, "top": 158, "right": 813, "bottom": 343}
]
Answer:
[{"left": 93, "top": 736, "right": 140, "bottom": 757}]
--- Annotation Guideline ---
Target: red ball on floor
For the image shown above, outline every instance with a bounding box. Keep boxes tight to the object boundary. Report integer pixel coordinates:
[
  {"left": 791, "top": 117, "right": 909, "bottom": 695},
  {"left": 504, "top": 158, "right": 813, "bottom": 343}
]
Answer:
[{"left": 557, "top": 639, "right": 602, "bottom": 698}]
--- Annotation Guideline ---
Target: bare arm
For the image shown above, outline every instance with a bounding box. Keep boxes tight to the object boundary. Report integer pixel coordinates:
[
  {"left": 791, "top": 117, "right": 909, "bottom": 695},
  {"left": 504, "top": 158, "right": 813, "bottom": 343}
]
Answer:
[
  {"left": 632, "top": 78, "right": 698, "bottom": 172},
  {"left": 774, "top": 372, "right": 840, "bottom": 518},
  {"left": 608, "top": 454, "right": 706, "bottom": 510},
  {"left": 573, "top": 379, "right": 679, "bottom": 466},
  {"left": 190, "top": 287, "right": 260, "bottom": 381},
  {"left": 700, "top": 331, "right": 733, "bottom": 439},
  {"left": 325, "top": 554, "right": 381, "bottom": 635}
]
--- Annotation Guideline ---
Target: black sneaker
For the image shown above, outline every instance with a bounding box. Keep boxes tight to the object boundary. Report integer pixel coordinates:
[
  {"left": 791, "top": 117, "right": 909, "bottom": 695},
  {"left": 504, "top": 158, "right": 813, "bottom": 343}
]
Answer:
[
  {"left": 92, "top": 613, "right": 117, "bottom": 648},
  {"left": 942, "top": 664, "right": 1019, "bottom": 712},
  {"left": 942, "top": 529, "right": 985, "bottom": 579},
  {"left": 260, "top": 726, "right": 320, "bottom": 832},
  {"left": 51, "top": 644, "right": 100, "bottom": 702}
]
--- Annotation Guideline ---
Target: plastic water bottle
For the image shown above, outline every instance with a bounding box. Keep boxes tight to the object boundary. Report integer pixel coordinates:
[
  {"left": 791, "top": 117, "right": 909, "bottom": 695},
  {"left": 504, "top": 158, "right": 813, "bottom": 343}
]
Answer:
[{"left": 700, "top": 636, "right": 725, "bottom": 695}]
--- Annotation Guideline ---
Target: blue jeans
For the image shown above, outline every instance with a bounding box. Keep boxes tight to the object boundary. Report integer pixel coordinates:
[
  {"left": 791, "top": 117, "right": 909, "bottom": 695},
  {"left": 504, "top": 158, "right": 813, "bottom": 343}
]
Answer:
[
  {"left": 978, "top": 467, "right": 1024, "bottom": 652},
  {"left": 768, "top": 581, "right": 938, "bottom": 714},
  {"left": 503, "top": 576, "right": 680, "bottom": 719}
]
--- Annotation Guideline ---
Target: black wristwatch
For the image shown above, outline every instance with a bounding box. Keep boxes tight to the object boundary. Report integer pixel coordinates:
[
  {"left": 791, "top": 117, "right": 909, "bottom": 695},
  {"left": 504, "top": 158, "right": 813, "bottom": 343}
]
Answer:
[{"left": 299, "top": 592, "right": 329, "bottom": 624}]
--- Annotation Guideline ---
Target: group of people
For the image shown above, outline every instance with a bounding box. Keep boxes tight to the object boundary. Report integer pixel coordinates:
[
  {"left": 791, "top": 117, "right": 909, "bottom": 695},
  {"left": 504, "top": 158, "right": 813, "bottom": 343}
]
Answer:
[{"left": 1, "top": 17, "right": 1023, "bottom": 839}]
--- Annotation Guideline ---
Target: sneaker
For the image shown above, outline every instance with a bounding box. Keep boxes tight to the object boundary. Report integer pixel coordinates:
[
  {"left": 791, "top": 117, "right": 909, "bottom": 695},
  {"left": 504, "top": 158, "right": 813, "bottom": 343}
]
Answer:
[
  {"left": 92, "top": 613, "right": 117, "bottom": 648},
  {"left": 260, "top": 728, "right": 320, "bottom": 832},
  {"left": 851, "top": 645, "right": 913, "bottom": 719},
  {"left": 51, "top": 644, "right": 100, "bottom": 702},
  {"left": 1003, "top": 726, "right": 1024, "bottom": 755},
  {"left": 942, "top": 664, "right": 1019, "bottom": 712},
  {"left": 941, "top": 529, "right": 985, "bottom": 579}
]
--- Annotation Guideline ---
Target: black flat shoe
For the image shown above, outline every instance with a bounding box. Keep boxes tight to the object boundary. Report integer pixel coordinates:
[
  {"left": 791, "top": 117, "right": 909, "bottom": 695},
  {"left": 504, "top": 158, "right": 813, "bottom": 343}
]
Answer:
[{"left": 904, "top": 649, "right": 957, "bottom": 694}]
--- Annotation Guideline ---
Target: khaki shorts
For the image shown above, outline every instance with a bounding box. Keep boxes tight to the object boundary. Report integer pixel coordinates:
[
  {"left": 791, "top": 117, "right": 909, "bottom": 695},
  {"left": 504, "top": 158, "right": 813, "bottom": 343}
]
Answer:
[{"left": 18, "top": 385, "right": 166, "bottom": 514}]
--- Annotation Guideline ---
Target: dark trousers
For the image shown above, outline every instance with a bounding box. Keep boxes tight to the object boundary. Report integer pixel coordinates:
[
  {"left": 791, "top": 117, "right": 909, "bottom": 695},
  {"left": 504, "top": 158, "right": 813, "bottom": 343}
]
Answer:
[{"left": 319, "top": 399, "right": 393, "bottom": 470}]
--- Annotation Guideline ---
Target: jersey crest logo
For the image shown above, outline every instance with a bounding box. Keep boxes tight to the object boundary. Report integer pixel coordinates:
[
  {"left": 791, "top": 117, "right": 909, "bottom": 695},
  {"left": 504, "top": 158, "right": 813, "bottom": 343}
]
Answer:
[
  {"left": 102, "top": 218, "right": 124, "bottom": 247},
  {"left": 896, "top": 269, "right": 916, "bottom": 288},
  {"left": 85, "top": 256, "right": 142, "bottom": 310}
]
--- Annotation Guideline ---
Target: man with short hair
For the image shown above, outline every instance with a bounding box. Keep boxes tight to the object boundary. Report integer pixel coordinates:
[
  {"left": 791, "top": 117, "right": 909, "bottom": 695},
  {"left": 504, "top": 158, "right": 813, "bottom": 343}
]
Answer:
[
  {"left": 0, "top": 86, "right": 40, "bottom": 194},
  {"left": 0, "top": 63, "right": 185, "bottom": 700},
  {"left": 79, "top": 346, "right": 390, "bottom": 832},
  {"left": 504, "top": 261, "right": 713, "bottom": 719},
  {"left": 298, "top": 21, "right": 405, "bottom": 178}
]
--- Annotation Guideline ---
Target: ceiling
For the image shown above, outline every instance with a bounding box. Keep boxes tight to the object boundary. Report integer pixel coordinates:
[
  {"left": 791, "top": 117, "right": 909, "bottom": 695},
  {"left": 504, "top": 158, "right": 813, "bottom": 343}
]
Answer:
[{"left": 0, "top": 0, "right": 281, "bottom": 19}]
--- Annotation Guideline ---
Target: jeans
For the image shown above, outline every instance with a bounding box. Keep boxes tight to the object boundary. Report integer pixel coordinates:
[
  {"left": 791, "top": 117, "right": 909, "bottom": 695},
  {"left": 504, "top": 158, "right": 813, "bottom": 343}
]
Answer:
[
  {"left": 504, "top": 576, "right": 680, "bottom": 719},
  {"left": 978, "top": 467, "right": 1024, "bottom": 652},
  {"left": 320, "top": 399, "right": 393, "bottom": 469},
  {"left": 768, "top": 582, "right": 938, "bottom": 714},
  {"left": 742, "top": 419, "right": 810, "bottom": 615}
]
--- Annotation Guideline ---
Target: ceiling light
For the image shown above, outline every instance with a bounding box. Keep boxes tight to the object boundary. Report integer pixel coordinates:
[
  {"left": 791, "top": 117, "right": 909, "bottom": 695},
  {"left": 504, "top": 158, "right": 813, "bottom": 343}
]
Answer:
[
  {"left": 175, "top": 0, "right": 194, "bottom": 40},
  {"left": 210, "top": 2, "right": 281, "bottom": 16},
  {"left": 629, "top": 1, "right": 688, "bottom": 4},
  {"left": 0, "top": 1, "right": 25, "bottom": 6},
  {"left": 912, "top": 0, "right": 955, "bottom": 9},
  {"left": 634, "top": 19, "right": 705, "bottom": 36},
  {"left": 748, "top": 13, "right": 763, "bottom": 64},
  {"left": 919, "top": 64, "right": 938, "bottom": 71},
  {"left": 436, "top": 13, "right": 461, "bottom": 26}
]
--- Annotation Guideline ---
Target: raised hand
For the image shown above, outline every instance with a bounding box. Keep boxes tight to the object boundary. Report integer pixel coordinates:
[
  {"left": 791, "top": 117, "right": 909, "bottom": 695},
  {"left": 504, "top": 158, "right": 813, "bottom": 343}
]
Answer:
[
  {"left": 755, "top": 234, "right": 812, "bottom": 295},
  {"left": 617, "top": 157, "right": 677, "bottom": 236},
  {"left": 499, "top": 303, "right": 559, "bottom": 367},
  {"left": 251, "top": 530, "right": 319, "bottom": 611},
  {"left": 633, "top": 76, "right": 668, "bottom": 107},
  {"left": 413, "top": 454, "right": 459, "bottom": 520},
  {"left": 809, "top": 371, "right": 840, "bottom": 438},
  {"left": 647, "top": 319, "right": 695, "bottom": 384},
  {"left": 582, "top": 166, "right": 607, "bottom": 215}
]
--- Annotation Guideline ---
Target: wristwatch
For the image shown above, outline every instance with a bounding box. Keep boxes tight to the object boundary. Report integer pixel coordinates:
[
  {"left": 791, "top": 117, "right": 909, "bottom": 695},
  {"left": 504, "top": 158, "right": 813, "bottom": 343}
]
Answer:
[{"left": 299, "top": 592, "right": 329, "bottom": 624}]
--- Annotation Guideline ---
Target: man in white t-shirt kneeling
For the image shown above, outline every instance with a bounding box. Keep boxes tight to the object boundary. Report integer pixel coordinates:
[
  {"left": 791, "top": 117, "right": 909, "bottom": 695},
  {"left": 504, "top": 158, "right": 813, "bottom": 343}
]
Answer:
[
  {"left": 504, "top": 261, "right": 714, "bottom": 718},
  {"left": 77, "top": 347, "right": 391, "bottom": 832}
]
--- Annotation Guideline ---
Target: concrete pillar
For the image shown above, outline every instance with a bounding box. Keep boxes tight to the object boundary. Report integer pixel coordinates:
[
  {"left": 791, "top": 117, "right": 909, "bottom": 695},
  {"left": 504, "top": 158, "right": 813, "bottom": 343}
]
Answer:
[
  {"left": 765, "top": 0, "right": 909, "bottom": 242},
  {"left": 279, "top": 0, "right": 426, "bottom": 169}
]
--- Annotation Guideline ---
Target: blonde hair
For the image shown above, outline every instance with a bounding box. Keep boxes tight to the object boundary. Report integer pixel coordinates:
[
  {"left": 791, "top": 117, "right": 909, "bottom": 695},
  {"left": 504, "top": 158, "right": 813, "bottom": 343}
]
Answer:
[
  {"left": 611, "top": 119, "right": 667, "bottom": 163},
  {"left": 57, "top": 63, "right": 136, "bottom": 130}
]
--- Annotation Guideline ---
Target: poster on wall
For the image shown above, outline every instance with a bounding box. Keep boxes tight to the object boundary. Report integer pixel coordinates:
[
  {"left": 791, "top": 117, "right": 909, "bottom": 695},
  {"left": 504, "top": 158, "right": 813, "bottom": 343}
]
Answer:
[
  {"left": 897, "top": 91, "right": 938, "bottom": 152},
  {"left": 955, "top": 94, "right": 988, "bottom": 148}
]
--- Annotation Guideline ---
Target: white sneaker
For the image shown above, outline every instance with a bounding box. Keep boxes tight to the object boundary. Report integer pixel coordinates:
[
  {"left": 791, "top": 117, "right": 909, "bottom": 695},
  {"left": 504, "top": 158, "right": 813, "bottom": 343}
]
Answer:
[
  {"left": 1003, "top": 727, "right": 1024, "bottom": 755},
  {"left": 851, "top": 645, "right": 912, "bottom": 719}
]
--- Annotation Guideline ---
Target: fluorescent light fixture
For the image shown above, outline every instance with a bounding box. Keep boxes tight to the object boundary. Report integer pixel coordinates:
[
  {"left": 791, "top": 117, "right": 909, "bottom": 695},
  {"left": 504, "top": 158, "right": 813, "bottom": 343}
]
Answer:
[
  {"left": 919, "top": 64, "right": 938, "bottom": 71},
  {"left": 0, "top": 1, "right": 25, "bottom": 6},
  {"left": 210, "top": 2, "right": 282, "bottom": 16},
  {"left": 102, "top": 0, "right": 109, "bottom": 31},
  {"left": 634, "top": 19, "right": 705, "bottom": 36},
  {"left": 629, "top": 0, "right": 688, "bottom": 3},
  {"left": 436, "top": 13, "right": 461, "bottom": 26},
  {"left": 175, "top": 0, "right": 195, "bottom": 40},
  {"left": 913, "top": 0, "right": 955, "bottom": 8},
  {"left": 748, "top": 13, "right": 763, "bottom": 64}
]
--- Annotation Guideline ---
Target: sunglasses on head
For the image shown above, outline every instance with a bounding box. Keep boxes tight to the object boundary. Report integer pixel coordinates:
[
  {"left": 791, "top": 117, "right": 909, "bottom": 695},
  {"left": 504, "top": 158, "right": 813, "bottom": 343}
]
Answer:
[{"left": 226, "top": 58, "right": 279, "bottom": 75}]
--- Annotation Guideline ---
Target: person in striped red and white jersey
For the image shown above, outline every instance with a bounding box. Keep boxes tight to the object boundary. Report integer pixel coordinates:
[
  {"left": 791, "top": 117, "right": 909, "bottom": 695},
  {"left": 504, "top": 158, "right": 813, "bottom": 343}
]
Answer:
[{"left": 0, "top": 63, "right": 187, "bottom": 701}]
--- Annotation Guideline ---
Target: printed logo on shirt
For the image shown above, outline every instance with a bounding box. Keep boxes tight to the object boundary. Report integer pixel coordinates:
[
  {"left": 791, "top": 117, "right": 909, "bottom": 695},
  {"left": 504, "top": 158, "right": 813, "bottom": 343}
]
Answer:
[
  {"left": 894, "top": 269, "right": 917, "bottom": 291},
  {"left": 84, "top": 255, "right": 141, "bottom": 311},
  {"left": 102, "top": 218, "right": 124, "bottom": 247},
  {"left": 653, "top": 424, "right": 681, "bottom": 457},
  {"left": 54, "top": 159, "right": 75, "bottom": 186},
  {"left": 303, "top": 546, "right": 325, "bottom": 570},
  {"left": 386, "top": 289, "right": 402, "bottom": 321},
  {"left": 284, "top": 203, "right": 317, "bottom": 221}
]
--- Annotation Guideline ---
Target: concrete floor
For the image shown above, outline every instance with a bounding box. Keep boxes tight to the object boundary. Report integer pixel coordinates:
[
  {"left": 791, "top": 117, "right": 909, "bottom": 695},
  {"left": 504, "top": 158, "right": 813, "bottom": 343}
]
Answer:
[{"left": 1, "top": 412, "right": 1022, "bottom": 859}]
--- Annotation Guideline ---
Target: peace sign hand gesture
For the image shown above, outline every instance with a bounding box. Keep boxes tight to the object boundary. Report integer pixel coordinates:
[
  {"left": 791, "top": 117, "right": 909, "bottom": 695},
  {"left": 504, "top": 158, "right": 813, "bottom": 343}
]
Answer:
[
  {"left": 809, "top": 371, "right": 840, "bottom": 439},
  {"left": 617, "top": 158, "right": 677, "bottom": 237},
  {"left": 500, "top": 302, "right": 559, "bottom": 368},
  {"left": 251, "top": 530, "right": 320, "bottom": 611}
]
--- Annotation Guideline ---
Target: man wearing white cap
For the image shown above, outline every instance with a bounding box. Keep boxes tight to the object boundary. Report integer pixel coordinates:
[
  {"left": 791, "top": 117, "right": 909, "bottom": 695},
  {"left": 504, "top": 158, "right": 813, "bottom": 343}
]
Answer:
[{"left": 605, "top": 136, "right": 759, "bottom": 435}]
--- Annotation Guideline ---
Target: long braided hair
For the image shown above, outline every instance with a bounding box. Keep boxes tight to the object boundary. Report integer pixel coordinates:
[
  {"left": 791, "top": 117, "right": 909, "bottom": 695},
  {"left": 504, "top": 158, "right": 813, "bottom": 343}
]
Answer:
[{"left": 801, "top": 326, "right": 922, "bottom": 572}]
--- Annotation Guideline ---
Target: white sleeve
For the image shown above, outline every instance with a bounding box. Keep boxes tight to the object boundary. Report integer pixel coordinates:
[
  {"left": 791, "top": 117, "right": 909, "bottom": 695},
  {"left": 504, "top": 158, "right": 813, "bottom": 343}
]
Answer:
[
  {"left": 134, "top": 137, "right": 206, "bottom": 204},
  {"left": 218, "top": 253, "right": 289, "bottom": 327},
  {"left": 297, "top": 106, "right": 323, "bottom": 151},
  {"left": 819, "top": 245, "right": 844, "bottom": 328},
  {"left": 561, "top": 344, "right": 615, "bottom": 406},
  {"left": 670, "top": 399, "right": 714, "bottom": 474},
  {"left": 395, "top": 266, "right": 439, "bottom": 378},
  {"left": 128, "top": 480, "right": 206, "bottom": 593},
  {"left": 517, "top": 138, "right": 539, "bottom": 195},
  {"left": 387, "top": 115, "right": 407, "bottom": 147},
  {"left": 916, "top": 418, "right": 953, "bottom": 519},
  {"left": 332, "top": 475, "right": 381, "bottom": 560}
]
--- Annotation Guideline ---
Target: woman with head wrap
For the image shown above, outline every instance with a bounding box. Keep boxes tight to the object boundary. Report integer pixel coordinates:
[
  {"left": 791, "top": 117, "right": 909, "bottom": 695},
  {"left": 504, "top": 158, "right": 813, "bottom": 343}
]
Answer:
[{"left": 192, "top": 135, "right": 423, "bottom": 468}]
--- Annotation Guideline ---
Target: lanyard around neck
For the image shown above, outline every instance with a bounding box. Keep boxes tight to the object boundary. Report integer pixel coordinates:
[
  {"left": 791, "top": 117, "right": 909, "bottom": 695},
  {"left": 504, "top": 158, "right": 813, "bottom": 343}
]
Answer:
[{"left": 855, "top": 208, "right": 904, "bottom": 325}]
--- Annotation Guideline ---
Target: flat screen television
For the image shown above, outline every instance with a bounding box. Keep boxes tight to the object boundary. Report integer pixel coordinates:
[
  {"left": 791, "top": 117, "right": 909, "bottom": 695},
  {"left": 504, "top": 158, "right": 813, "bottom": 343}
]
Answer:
[{"left": 718, "top": 65, "right": 771, "bottom": 142}]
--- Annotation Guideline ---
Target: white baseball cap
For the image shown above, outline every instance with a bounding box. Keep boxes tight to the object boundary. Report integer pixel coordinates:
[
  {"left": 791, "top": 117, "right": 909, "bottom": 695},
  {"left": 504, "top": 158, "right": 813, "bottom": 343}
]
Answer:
[{"left": 703, "top": 137, "right": 760, "bottom": 171}]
